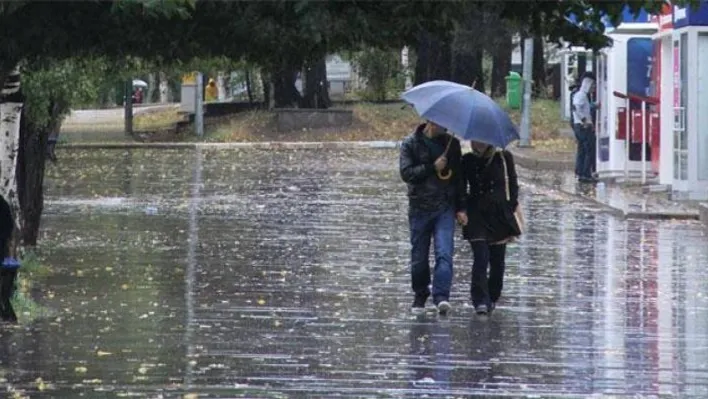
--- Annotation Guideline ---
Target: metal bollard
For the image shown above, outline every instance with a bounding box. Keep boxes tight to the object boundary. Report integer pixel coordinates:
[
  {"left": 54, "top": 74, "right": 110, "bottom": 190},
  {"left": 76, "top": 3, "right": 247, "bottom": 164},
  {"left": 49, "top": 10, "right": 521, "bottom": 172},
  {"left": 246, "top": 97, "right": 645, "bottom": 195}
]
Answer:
[{"left": 0, "top": 257, "right": 20, "bottom": 323}]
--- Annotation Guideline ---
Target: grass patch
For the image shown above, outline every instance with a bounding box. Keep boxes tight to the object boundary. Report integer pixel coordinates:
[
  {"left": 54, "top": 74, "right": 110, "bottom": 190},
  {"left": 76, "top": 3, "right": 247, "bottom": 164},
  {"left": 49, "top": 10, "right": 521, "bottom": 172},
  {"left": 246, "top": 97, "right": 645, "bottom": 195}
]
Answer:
[
  {"left": 134, "top": 98, "right": 574, "bottom": 154},
  {"left": 200, "top": 99, "right": 571, "bottom": 144},
  {"left": 498, "top": 97, "right": 568, "bottom": 140},
  {"left": 497, "top": 97, "right": 575, "bottom": 154},
  {"left": 9, "top": 250, "right": 54, "bottom": 324},
  {"left": 202, "top": 102, "right": 424, "bottom": 142},
  {"left": 134, "top": 108, "right": 184, "bottom": 130},
  {"left": 200, "top": 110, "right": 276, "bottom": 142}
]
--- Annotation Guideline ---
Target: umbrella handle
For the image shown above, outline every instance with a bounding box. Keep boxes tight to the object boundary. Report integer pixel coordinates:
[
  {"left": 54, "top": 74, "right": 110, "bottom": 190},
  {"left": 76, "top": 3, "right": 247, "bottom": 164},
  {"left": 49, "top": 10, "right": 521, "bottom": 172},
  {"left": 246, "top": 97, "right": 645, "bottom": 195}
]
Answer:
[
  {"left": 442, "top": 135, "right": 453, "bottom": 157},
  {"left": 437, "top": 169, "right": 452, "bottom": 180},
  {"left": 437, "top": 136, "right": 454, "bottom": 180}
]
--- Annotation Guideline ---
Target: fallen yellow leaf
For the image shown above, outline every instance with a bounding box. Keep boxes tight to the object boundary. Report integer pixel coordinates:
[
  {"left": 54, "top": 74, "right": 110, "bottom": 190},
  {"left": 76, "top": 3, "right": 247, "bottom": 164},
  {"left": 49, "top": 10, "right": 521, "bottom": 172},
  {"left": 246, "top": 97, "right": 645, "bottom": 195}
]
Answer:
[
  {"left": 257, "top": 299, "right": 266, "bottom": 305},
  {"left": 75, "top": 366, "right": 88, "bottom": 374}
]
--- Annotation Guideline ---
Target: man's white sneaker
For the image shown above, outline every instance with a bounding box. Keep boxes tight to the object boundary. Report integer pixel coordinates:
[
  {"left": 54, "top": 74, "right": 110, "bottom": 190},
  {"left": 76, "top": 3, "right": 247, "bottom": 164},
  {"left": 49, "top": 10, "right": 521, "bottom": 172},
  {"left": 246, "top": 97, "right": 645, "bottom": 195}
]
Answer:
[{"left": 437, "top": 301, "right": 451, "bottom": 315}]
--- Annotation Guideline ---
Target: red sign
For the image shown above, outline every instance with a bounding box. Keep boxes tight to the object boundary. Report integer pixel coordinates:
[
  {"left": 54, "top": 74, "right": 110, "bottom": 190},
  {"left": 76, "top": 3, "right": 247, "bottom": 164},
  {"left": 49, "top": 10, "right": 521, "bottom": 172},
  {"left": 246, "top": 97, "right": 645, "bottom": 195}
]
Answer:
[
  {"left": 651, "top": 1, "right": 673, "bottom": 31},
  {"left": 650, "top": 112, "right": 661, "bottom": 173},
  {"left": 659, "top": 2, "right": 673, "bottom": 31},
  {"left": 673, "top": 42, "right": 680, "bottom": 108},
  {"left": 651, "top": 39, "right": 661, "bottom": 102}
]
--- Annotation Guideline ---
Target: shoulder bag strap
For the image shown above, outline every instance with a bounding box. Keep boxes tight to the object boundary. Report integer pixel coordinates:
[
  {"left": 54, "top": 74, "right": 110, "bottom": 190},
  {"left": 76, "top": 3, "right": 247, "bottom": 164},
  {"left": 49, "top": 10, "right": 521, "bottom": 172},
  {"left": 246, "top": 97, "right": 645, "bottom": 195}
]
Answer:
[{"left": 500, "top": 151, "right": 510, "bottom": 202}]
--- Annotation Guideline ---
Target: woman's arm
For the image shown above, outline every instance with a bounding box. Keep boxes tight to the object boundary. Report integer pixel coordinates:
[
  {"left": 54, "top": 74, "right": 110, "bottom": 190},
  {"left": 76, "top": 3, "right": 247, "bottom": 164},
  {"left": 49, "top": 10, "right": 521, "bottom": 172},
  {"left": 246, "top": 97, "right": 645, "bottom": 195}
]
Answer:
[{"left": 463, "top": 154, "right": 481, "bottom": 205}]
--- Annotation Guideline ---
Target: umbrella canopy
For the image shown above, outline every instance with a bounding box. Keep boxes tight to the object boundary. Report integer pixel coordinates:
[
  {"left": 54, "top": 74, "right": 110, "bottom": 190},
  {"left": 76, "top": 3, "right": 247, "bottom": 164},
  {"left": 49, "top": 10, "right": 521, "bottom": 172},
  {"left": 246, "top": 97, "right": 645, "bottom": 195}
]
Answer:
[
  {"left": 132, "top": 79, "right": 148, "bottom": 88},
  {"left": 402, "top": 80, "right": 519, "bottom": 148}
]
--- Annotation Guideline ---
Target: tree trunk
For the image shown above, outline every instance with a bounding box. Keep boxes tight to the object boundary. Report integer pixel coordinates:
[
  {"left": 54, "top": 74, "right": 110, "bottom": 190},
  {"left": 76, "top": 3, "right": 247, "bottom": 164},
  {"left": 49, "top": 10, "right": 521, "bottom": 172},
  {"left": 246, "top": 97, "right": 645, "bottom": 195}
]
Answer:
[
  {"left": 216, "top": 73, "right": 226, "bottom": 101},
  {"left": 245, "top": 69, "right": 254, "bottom": 106},
  {"left": 414, "top": 30, "right": 452, "bottom": 85},
  {"left": 0, "top": 68, "right": 24, "bottom": 254},
  {"left": 124, "top": 80, "right": 133, "bottom": 135},
  {"left": 271, "top": 67, "right": 302, "bottom": 108},
  {"left": 261, "top": 71, "right": 273, "bottom": 109},
  {"left": 532, "top": 35, "right": 546, "bottom": 98},
  {"left": 401, "top": 47, "right": 413, "bottom": 90},
  {"left": 491, "top": 31, "right": 513, "bottom": 97},
  {"left": 159, "top": 72, "right": 170, "bottom": 103},
  {"left": 451, "top": 49, "right": 484, "bottom": 92},
  {"left": 16, "top": 103, "right": 58, "bottom": 246},
  {"left": 147, "top": 73, "right": 157, "bottom": 103},
  {"left": 301, "top": 57, "right": 331, "bottom": 109}
]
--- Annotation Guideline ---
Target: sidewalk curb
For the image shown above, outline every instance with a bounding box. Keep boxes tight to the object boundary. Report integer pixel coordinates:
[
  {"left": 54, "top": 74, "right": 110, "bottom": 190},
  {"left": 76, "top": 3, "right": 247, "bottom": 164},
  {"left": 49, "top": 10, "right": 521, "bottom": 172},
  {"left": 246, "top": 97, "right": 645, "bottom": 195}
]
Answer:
[
  {"left": 57, "top": 141, "right": 403, "bottom": 150},
  {"left": 700, "top": 203, "right": 708, "bottom": 228},
  {"left": 558, "top": 190, "right": 700, "bottom": 221},
  {"left": 526, "top": 178, "right": 701, "bottom": 221}
]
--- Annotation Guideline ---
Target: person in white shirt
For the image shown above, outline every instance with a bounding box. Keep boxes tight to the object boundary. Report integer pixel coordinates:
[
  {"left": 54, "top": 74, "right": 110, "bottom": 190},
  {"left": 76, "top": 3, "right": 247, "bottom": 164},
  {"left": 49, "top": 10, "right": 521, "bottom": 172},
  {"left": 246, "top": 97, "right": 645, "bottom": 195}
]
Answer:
[{"left": 572, "top": 74, "right": 597, "bottom": 183}]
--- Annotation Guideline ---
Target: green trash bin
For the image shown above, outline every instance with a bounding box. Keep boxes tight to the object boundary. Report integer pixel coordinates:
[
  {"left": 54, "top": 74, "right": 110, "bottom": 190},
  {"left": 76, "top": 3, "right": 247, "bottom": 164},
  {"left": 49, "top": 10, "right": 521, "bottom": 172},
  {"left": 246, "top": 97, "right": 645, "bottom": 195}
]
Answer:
[{"left": 505, "top": 72, "right": 522, "bottom": 110}]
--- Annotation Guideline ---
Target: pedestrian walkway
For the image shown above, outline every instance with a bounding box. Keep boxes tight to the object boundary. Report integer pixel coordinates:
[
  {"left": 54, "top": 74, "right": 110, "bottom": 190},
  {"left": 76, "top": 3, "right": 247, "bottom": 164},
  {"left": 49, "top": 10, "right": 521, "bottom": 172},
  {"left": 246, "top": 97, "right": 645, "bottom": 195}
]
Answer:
[
  {"left": 2, "top": 147, "right": 706, "bottom": 398},
  {"left": 523, "top": 167, "right": 701, "bottom": 219},
  {"left": 60, "top": 103, "right": 179, "bottom": 142}
]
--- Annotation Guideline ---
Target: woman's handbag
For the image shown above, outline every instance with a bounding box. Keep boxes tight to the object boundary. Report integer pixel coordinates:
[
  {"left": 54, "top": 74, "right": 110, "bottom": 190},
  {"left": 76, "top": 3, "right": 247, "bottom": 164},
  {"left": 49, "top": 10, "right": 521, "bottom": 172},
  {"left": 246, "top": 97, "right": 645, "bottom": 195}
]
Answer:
[{"left": 494, "top": 153, "right": 524, "bottom": 244}]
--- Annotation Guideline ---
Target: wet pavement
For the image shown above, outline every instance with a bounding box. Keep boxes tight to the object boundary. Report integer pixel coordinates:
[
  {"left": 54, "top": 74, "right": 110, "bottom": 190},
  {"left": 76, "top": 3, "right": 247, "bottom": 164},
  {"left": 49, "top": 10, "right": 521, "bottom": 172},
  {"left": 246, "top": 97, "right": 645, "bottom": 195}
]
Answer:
[
  {"left": 2, "top": 148, "right": 708, "bottom": 398},
  {"left": 523, "top": 167, "right": 701, "bottom": 219}
]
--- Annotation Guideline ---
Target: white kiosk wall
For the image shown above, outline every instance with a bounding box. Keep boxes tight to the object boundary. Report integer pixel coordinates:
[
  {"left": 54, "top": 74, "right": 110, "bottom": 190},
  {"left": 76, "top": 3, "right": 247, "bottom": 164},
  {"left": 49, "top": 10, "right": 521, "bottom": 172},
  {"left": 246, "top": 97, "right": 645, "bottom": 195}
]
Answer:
[
  {"left": 658, "top": 34, "right": 673, "bottom": 186},
  {"left": 667, "top": 4, "right": 708, "bottom": 199},
  {"left": 670, "top": 29, "right": 708, "bottom": 198},
  {"left": 697, "top": 33, "right": 708, "bottom": 183},
  {"left": 596, "top": 28, "right": 657, "bottom": 180}
]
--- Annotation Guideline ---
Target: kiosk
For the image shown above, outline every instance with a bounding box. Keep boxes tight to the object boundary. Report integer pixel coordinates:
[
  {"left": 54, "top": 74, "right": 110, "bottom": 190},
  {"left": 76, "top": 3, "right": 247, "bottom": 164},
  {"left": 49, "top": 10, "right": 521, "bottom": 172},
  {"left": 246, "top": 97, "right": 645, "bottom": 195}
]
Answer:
[
  {"left": 595, "top": 16, "right": 658, "bottom": 181},
  {"left": 664, "top": 2, "right": 708, "bottom": 199},
  {"left": 651, "top": 3, "right": 674, "bottom": 186}
]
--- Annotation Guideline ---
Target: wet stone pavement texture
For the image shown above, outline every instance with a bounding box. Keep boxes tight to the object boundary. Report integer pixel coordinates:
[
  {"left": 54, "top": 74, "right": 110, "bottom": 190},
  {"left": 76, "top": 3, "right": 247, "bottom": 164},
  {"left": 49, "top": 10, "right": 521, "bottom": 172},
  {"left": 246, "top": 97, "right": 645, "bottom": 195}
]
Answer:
[
  {"left": 521, "top": 168, "right": 700, "bottom": 219},
  {"left": 1, "top": 148, "right": 708, "bottom": 398}
]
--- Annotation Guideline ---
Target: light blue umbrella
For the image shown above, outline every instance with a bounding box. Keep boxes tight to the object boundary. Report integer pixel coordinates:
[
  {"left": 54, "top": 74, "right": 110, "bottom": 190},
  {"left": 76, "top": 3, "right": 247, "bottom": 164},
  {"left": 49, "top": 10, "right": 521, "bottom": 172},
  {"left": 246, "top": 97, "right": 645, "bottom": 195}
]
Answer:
[{"left": 402, "top": 80, "right": 520, "bottom": 148}]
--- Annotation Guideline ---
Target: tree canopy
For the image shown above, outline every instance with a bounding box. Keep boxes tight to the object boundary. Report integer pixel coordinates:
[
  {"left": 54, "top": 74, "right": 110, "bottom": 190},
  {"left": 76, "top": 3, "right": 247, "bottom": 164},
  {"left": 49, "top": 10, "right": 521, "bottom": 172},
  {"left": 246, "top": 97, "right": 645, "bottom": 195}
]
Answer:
[{"left": 0, "top": 0, "right": 691, "bottom": 81}]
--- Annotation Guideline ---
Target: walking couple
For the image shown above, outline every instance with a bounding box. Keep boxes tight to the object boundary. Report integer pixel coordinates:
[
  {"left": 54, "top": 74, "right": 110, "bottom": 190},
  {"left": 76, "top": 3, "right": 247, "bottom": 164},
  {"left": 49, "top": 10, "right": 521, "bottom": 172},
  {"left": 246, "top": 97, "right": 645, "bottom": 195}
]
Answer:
[{"left": 400, "top": 121, "right": 521, "bottom": 316}]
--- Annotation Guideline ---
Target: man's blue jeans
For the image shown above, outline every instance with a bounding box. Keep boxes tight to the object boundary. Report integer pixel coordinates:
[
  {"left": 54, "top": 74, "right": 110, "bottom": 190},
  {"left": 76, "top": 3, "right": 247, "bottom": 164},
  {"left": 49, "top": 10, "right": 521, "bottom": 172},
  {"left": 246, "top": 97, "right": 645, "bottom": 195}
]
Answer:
[
  {"left": 573, "top": 123, "right": 596, "bottom": 179},
  {"left": 409, "top": 206, "right": 455, "bottom": 303}
]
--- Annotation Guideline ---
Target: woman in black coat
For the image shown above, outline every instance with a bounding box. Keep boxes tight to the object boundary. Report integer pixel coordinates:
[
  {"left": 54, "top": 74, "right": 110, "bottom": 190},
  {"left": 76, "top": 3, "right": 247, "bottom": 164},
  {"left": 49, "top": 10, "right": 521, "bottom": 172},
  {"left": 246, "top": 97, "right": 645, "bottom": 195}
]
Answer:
[{"left": 460, "top": 141, "right": 520, "bottom": 315}]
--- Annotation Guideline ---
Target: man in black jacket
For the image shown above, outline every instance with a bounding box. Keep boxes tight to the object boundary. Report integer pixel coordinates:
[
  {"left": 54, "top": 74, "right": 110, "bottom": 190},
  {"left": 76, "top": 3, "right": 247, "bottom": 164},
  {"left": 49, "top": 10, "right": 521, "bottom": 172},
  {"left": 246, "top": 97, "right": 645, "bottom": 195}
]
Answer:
[{"left": 400, "top": 121, "right": 466, "bottom": 315}]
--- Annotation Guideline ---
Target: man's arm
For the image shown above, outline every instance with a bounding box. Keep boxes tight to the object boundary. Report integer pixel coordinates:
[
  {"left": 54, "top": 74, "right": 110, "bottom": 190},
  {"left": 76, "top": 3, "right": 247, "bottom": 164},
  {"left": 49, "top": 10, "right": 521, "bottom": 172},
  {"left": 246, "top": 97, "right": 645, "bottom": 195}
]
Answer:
[{"left": 400, "top": 139, "right": 434, "bottom": 183}]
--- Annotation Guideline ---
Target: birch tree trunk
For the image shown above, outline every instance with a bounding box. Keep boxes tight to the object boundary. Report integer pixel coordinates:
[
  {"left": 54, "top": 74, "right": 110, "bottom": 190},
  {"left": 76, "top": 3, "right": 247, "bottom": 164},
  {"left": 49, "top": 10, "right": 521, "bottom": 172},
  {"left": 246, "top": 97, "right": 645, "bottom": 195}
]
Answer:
[
  {"left": 158, "top": 71, "right": 170, "bottom": 103},
  {"left": 147, "top": 73, "right": 157, "bottom": 104},
  {"left": 216, "top": 72, "right": 226, "bottom": 101},
  {"left": 0, "top": 68, "right": 24, "bottom": 251}
]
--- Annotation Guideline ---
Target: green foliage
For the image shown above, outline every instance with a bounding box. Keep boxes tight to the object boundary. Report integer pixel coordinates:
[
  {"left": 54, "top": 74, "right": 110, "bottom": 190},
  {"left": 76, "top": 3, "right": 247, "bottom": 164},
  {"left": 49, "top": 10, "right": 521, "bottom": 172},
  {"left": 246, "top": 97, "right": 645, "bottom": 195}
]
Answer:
[
  {"left": 170, "top": 56, "right": 241, "bottom": 78},
  {"left": 110, "top": 0, "right": 195, "bottom": 18},
  {"left": 10, "top": 249, "right": 53, "bottom": 323},
  {"left": 351, "top": 48, "right": 402, "bottom": 102},
  {"left": 0, "top": 1, "right": 26, "bottom": 16},
  {"left": 8, "top": 0, "right": 706, "bottom": 124},
  {"left": 22, "top": 58, "right": 110, "bottom": 130}
]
